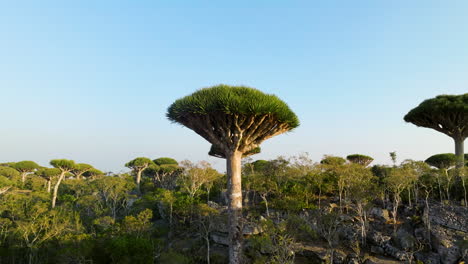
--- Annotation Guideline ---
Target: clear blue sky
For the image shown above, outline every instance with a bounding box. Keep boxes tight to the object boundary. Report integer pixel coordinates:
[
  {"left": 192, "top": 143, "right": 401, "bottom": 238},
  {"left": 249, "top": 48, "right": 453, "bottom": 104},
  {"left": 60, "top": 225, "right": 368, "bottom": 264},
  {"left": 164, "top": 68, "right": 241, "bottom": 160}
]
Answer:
[{"left": 1, "top": 1, "right": 466, "bottom": 172}]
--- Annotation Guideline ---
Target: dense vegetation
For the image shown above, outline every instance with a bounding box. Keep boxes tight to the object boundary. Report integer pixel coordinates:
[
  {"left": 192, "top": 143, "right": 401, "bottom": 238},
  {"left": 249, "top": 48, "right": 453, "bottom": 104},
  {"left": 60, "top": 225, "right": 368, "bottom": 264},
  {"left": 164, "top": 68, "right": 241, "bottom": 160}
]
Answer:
[
  {"left": 1, "top": 92, "right": 466, "bottom": 263},
  {"left": 0, "top": 152, "right": 467, "bottom": 264}
]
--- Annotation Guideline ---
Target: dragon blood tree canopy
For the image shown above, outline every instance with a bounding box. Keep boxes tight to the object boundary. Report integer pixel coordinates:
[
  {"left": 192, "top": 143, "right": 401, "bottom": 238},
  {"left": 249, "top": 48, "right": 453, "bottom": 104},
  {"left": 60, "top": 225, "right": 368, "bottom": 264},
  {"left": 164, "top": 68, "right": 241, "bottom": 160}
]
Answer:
[
  {"left": 404, "top": 93, "right": 468, "bottom": 167},
  {"left": 166, "top": 84, "right": 299, "bottom": 155}
]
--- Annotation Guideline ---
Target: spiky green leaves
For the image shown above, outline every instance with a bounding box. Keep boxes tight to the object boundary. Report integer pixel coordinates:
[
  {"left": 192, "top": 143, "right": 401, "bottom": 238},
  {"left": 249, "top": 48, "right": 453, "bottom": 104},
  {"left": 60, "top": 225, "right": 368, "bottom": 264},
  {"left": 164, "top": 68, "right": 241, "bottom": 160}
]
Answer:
[
  {"left": 167, "top": 85, "right": 299, "bottom": 154},
  {"left": 36, "top": 168, "right": 61, "bottom": 180},
  {"left": 50, "top": 159, "right": 76, "bottom": 172},
  {"left": 346, "top": 154, "right": 374, "bottom": 167},
  {"left": 425, "top": 153, "right": 458, "bottom": 169},
  {"left": 13, "top": 161, "right": 39, "bottom": 173},
  {"left": 167, "top": 85, "right": 299, "bottom": 128},
  {"left": 404, "top": 93, "right": 468, "bottom": 139},
  {"left": 125, "top": 157, "right": 154, "bottom": 170}
]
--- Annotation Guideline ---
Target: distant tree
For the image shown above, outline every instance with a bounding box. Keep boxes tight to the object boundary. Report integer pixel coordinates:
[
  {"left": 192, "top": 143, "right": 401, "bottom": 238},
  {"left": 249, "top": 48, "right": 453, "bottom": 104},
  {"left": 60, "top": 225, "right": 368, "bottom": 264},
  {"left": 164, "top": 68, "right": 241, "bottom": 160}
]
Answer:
[
  {"left": 13, "top": 161, "right": 39, "bottom": 183},
  {"left": 404, "top": 94, "right": 468, "bottom": 168},
  {"left": 50, "top": 159, "right": 76, "bottom": 208},
  {"left": 0, "top": 166, "right": 20, "bottom": 179},
  {"left": 36, "top": 168, "right": 61, "bottom": 193},
  {"left": 195, "top": 204, "right": 221, "bottom": 264},
  {"left": 389, "top": 152, "right": 397, "bottom": 167},
  {"left": 70, "top": 163, "right": 93, "bottom": 180},
  {"left": 425, "top": 153, "right": 458, "bottom": 200},
  {"left": 178, "top": 161, "right": 220, "bottom": 201},
  {"left": 93, "top": 176, "right": 136, "bottom": 219},
  {"left": 346, "top": 164, "right": 376, "bottom": 245},
  {"left": 149, "top": 157, "right": 182, "bottom": 190},
  {"left": 320, "top": 155, "right": 346, "bottom": 166},
  {"left": 346, "top": 154, "right": 374, "bottom": 167},
  {"left": 83, "top": 168, "right": 104, "bottom": 179},
  {"left": 385, "top": 165, "right": 416, "bottom": 226},
  {"left": 167, "top": 85, "right": 299, "bottom": 264},
  {"left": 125, "top": 157, "right": 154, "bottom": 192}
]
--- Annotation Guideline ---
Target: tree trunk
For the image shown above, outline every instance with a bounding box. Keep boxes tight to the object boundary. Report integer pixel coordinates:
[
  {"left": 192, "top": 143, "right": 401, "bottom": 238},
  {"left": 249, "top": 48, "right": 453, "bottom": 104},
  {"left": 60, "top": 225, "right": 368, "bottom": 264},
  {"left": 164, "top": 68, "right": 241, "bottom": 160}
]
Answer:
[
  {"left": 462, "top": 177, "right": 467, "bottom": 207},
  {"left": 260, "top": 193, "right": 269, "bottom": 217},
  {"left": 436, "top": 176, "right": 443, "bottom": 202},
  {"left": 226, "top": 151, "right": 243, "bottom": 264},
  {"left": 454, "top": 137, "right": 465, "bottom": 168},
  {"left": 444, "top": 169, "right": 451, "bottom": 201},
  {"left": 47, "top": 180, "right": 51, "bottom": 193},
  {"left": 206, "top": 235, "right": 211, "bottom": 264},
  {"left": 52, "top": 171, "right": 66, "bottom": 208},
  {"left": 136, "top": 169, "right": 143, "bottom": 192},
  {"left": 318, "top": 187, "right": 322, "bottom": 209},
  {"left": 21, "top": 172, "right": 27, "bottom": 183}
]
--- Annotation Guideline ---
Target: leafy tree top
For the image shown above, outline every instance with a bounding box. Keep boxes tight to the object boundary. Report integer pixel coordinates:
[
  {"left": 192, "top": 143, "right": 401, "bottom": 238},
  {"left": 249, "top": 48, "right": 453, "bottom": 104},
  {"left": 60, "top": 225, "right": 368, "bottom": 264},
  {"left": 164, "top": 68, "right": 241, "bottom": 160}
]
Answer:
[
  {"left": 83, "top": 168, "right": 104, "bottom": 177},
  {"left": 50, "top": 159, "right": 76, "bottom": 171},
  {"left": 167, "top": 85, "right": 299, "bottom": 153},
  {"left": 425, "top": 153, "right": 458, "bottom": 169},
  {"left": 251, "top": 160, "right": 270, "bottom": 172},
  {"left": 153, "top": 157, "right": 178, "bottom": 166},
  {"left": 320, "top": 155, "right": 346, "bottom": 166},
  {"left": 125, "top": 157, "right": 154, "bottom": 170},
  {"left": 72, "top": 163, "right": 93, "bottom": 173},
  {"left": 167, "top": 85, "right": 299, "bottom": 127},
  {"left": 404, "top": 93, "right": 468, "bottom": 139},
  {"left": 13, "top": 161, "right": 39, "bottom": 173},
  {"left": 346, "top": 154, "right": 374, "bottom": 166},
  {"left": 36, "top": 168, "right": 61, "bottom": 180},
  {"left": 0, "top": 166, "right": 20, "bottom": 178}
]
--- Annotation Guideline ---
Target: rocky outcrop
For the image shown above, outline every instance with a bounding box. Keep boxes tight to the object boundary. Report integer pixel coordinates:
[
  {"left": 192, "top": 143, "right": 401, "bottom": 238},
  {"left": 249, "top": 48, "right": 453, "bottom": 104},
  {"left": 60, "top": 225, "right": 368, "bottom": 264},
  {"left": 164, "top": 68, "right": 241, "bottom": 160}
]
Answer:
[{"left": 428, "top": 204, "right": 468, "bottom": 232}]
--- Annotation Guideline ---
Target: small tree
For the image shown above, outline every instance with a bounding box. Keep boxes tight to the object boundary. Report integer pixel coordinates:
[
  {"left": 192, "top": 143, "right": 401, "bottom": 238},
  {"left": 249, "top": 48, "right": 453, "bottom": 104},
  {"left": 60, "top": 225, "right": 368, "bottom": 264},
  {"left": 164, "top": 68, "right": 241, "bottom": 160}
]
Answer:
[
  {"left": 13, "top": 161, "right": 39, "bottom": 183},
  {"left": 346, "top": 164, "right": 376, "bottom": 245},
  {"left": 385, "top": 165, "right": 416, "bottom": 227},
  {"left": 83, "top": 168, "right": 104, "bottom": 179},
  {"left": 425, "top": 153, "right": 457, "bottom": 201},
  {"left": 125, "top": 157, "right": 154, "bottom": 192},
  {"left": 151, "top": 157, "right": 181, "bottom": 190},
  {"left": 36, "top": 168, "right": 61, "bottom": 193},
  {"left": 50, "top": 159, "right": 76, "bottom": 208},
  {"left": 70, "top": 163, "right": 93, "bottom": 180},
  {"left": 346, "top": 154, "right": 374, "bottom": 167},
  {"left": 404, "top": 94, "right": 468, "bottom": 168},
  {"left": 167, "top": 85, "right": 299, "bottom": 263}
]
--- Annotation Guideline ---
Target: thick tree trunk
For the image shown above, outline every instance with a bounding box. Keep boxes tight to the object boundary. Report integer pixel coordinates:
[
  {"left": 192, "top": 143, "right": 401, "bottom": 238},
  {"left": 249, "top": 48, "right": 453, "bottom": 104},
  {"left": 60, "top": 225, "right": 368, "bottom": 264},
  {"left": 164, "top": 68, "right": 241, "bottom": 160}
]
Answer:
[
  {"left": 21, "top": 172, "right": 27, "bottom": 183},
  {"left": 226, "top": 151, "right": 243, "bottom": 264},
  {"left": 454, "top": 137, "right": 465, "bottom": 168},
  {"left": 52, "top": 171, "right": 66, "bottom": 208},
  {"left": 136, "top": 170, "right": 143, "bottom": 192}
]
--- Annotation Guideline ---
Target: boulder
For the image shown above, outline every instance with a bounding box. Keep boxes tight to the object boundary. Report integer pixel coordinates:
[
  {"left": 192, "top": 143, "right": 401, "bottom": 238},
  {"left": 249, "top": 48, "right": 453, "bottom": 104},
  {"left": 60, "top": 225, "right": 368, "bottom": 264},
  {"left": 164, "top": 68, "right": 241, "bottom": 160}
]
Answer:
[
  {"left": 431, "top": 226, "right": 462, "bottom": 264},
  {"left": 210, "top": 232, "right": 229, "bottom": 246},
  {"left": 414, "top": 251, "right": 441, "bottom": 264},
  {"left": 370, "top": 207, "right": 391, "bottom": 222}
]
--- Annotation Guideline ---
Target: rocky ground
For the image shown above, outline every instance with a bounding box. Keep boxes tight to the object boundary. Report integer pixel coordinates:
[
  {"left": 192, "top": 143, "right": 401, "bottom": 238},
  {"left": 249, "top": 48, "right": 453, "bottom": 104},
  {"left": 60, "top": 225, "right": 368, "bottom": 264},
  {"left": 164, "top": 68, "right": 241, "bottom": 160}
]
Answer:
[{"left": 199, "top": 200, "right": 468, "bottom": 264}]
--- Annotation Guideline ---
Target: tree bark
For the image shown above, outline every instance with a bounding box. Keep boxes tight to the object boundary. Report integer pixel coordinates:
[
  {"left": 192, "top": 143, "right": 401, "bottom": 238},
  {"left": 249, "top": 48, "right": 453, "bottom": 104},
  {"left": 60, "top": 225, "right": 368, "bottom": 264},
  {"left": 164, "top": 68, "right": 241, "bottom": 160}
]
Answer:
[
  {"left": 52, "top": 171, "right": 66, "bottom": 208},
  {"left": 47, "top": 180, "right": 51, "bottom": 193},
  {"left": 260, "top": 193, "right": 269, "bottom": 217},
  {"left": 454, "top": 137, "right": 465, "bottom": 168},
  {"left": 226, "top": 150, "right": 243, "bottom": 264},
  {"left": 136, "top": 169, "right": 143, "bottom": 192},
  {"left": 21, "top": 172, "right": 27, "bottom": 183}
]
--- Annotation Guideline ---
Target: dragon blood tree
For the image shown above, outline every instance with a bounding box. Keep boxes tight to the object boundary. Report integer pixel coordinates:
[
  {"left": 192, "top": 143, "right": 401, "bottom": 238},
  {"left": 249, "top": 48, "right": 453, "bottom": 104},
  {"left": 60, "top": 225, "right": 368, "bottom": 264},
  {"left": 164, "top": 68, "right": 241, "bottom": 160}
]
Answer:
[
  {"left": 167, "top": 85, "right": 299, "bottom": 264},
  {"left": 404, "top": 94, "right": 468, "bottom": 168}
]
